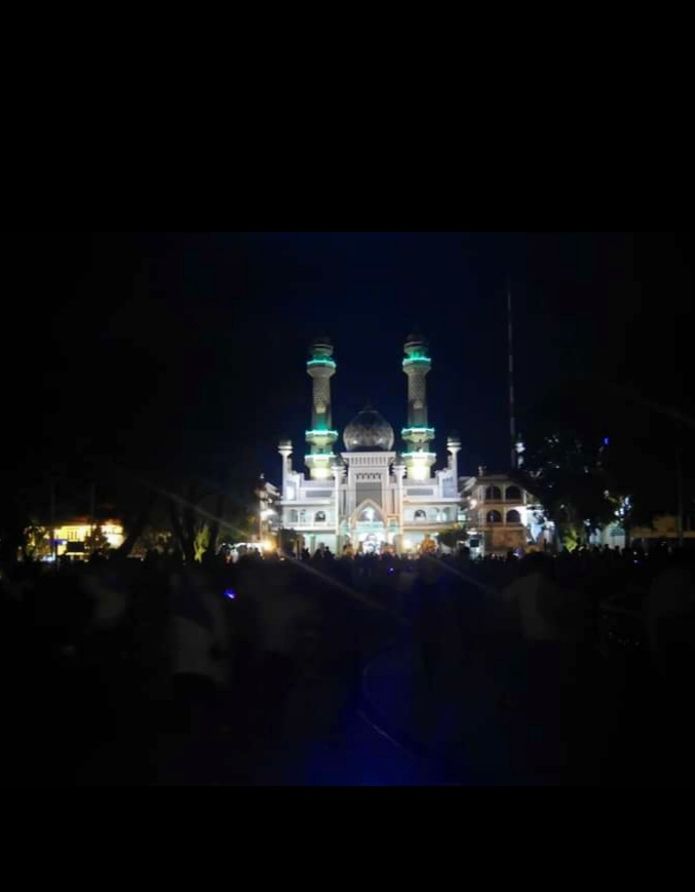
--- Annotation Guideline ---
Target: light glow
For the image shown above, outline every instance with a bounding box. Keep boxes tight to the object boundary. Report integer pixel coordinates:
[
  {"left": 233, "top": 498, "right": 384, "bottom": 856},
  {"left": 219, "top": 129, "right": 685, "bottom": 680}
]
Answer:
[
  {"left": 409, "top": 461, "right": 429, "bottom": 481},
  {"left": 305, "top": 429, "right": 338, "bottom": 438},
  {"left": 401, "top": 427, "right": 435, "bottom": 437}
]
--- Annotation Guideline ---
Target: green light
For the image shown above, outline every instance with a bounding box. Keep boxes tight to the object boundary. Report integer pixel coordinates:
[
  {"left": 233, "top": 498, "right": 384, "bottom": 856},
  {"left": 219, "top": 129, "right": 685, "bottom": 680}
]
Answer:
[
  {"left": 401, "top": 451, "right": 437, "bottom": 457},
  {"left": 402, "top": 427, "right": 435, "bottom": 436},
  {"left": 402, "top": 356, "right": 431, "bottom": 366},
  {"left": 307, "top": 358, "right": 336, "bottom": 368},
  {"left": 305, "top": 430, "right": 338, "bottom": 438}
]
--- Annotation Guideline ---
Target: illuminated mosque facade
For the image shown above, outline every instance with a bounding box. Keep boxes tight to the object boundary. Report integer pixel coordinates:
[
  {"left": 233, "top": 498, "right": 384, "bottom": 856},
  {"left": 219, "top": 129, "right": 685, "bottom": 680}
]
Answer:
[
  {"left": 272, "top": 334, "right": 625, "bottom": 556},
  {"left": 276, "top": 334, "right": 473, "bottom": 555}
]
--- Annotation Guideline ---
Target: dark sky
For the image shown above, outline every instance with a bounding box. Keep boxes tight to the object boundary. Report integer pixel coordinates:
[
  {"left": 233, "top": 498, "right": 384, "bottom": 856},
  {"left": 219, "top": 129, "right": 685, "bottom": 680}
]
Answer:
[{"left": 6, "top": 231, "right": 694, "bottom": 509}]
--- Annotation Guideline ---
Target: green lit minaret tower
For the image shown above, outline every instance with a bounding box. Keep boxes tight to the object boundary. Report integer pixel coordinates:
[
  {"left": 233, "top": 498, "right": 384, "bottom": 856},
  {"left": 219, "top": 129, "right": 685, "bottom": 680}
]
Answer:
[
  {"left": 305, "top": 335, "right": 338, "bottom": 480},
  {"left": 401, "top": 331, "right": 436, "bottom": 480}
]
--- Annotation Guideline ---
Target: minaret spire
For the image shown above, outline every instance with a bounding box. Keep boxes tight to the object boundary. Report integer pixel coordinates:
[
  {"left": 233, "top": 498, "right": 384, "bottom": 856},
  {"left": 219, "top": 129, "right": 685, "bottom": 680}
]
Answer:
[
  {"left": 305, "top": 335, "right": 338, "bottom": 480},
  {"left": 401, "top": 331, "right": 436, "bottom": 481}
]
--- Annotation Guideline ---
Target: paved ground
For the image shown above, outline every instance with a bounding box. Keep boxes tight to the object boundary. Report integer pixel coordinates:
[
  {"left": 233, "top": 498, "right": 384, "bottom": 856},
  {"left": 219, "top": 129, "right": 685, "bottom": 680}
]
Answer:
[
  {"left": 149, "top": 639, "right": 560, "bottom": 786},
  {"left": 360, "top": 645, "right": 570, "bottom": 785},
  {"left": 70, "top": 610, "right": 695, "bottom": 787},
  {"left": 149, "top": 644, "right": 447, "bottom": 786}
]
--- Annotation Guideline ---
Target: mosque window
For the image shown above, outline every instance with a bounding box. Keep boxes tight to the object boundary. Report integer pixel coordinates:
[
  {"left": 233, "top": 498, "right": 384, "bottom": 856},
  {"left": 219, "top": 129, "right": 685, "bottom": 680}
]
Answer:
[
  {"left": 506, "top": 509, "right": 521, "bottom": 524},
  {"left": 486, "top": 510, "right": 502, "bottom": 523},
  {"left": 505, "top": 486, "right": 521, "bottom": 501},
  {"left": 414, "top": 509, "right": 427, "bottom": 521},
  {"left": 485, "top": 486, "right": 502, "bottom": 501},
  {"left": 315, "top": 511, "right": 326, "bottom": 523}
]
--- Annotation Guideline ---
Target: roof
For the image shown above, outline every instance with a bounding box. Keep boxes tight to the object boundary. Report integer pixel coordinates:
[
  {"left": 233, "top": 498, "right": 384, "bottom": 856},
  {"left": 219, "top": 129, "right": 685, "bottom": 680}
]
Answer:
[
  {"left": 45, "top": 517, "right": 124, "bottom": 528},
  {"left": 343, "top": 407, "right": 395, "bottom": 452}
]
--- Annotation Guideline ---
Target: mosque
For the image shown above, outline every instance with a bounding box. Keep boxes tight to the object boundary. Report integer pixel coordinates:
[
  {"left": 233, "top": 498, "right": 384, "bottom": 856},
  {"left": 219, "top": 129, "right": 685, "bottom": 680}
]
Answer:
[{"left": 275, "top": 333, "right": 537, "bottom": 556}]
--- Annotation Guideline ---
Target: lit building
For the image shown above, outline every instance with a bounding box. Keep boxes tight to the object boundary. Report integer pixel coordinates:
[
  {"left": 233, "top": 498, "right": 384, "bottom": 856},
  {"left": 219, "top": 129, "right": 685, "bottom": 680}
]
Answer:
[
  {"left": 461, "top": 471, "right": 549, "bottom": 557},
  {"left": 46, "top": 518, "right": 125, "bottom": 560},
  {"left": 257, "top": 477, "right": 280, "bottom": 548},
  {"left": 276, "top": 334, "right": 463, "bottom": 555},
  {"left": 624, "top": 515, "right": 695, "bottom": 548}
]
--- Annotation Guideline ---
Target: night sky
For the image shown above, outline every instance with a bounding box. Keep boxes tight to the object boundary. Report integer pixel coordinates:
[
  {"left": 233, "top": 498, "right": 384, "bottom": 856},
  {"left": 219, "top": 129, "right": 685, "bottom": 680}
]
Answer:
[{"left": 6, "top": 231, "right": 694, "bottom": 513}]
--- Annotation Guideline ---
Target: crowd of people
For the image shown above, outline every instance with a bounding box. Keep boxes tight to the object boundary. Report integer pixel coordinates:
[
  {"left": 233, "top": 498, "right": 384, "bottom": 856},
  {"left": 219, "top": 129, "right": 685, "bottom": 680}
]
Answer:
[{"left": 1, "top": 542, "right": 694, "bottom": 785}]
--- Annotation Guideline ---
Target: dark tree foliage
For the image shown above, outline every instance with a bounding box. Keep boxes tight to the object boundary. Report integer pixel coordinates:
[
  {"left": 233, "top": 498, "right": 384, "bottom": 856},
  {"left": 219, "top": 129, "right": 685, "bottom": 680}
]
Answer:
[{"left": 518, "top": 385, "right": 690, "bottom": 547}]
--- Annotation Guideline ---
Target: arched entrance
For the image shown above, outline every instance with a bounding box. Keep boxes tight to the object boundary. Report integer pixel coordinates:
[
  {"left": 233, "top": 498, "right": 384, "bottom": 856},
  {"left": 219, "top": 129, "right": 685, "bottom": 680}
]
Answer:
[
  {"left": 350, "top": 500, "right": 387, "bottom": 553},
  {"left": 361, "top": 532, "right": 381, "bottom": 554}
]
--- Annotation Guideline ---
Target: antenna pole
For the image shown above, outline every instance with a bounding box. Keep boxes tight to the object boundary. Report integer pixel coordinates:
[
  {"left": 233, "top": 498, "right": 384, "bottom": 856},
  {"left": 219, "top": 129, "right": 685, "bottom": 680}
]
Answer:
[{"left": 507, "top": 278, "right": 516, "bottom": 470}]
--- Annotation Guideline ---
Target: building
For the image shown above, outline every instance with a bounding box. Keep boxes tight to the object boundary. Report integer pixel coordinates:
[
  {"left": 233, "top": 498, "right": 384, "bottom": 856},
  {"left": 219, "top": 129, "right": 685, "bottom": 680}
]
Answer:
[
  {"left": 460, "top": 470, "right": 552, "bottom": 556},
  {"left": 45, "top": 518, "right": 124, "bottom": 561},
  {"left": 276, "top": 334, "right": 466, "bottom": 555},
  {"left": 629, "top": 515, "right": 695, "bottom": 549},
  {"left": 256, "top": 477, "right": 281, "bottom": 547}
]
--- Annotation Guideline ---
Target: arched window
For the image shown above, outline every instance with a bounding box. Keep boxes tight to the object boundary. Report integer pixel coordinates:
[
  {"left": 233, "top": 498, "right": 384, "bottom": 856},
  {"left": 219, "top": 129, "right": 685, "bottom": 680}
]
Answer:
[
  {"left": 315, "top": 511, "right": 326, "bottom": 523},
  {"left": 506, "top": 509, "right": 521, "bottom": 524},
  {"left": 289, "top": 510, "right": 298, "bottom": 524},
  {"left": 485, "top": 486, "right": 502, "bottom": 501},
  {"left": 486, "top": 510, "right": 502, "bottom": 524},
  {"left": 414, "top": 509, "right": 427, "bottom": 522},
  {"left": 505, "top": 486, "right": 521, "bottom": 501},
  {"left": 298, "top": 510, "right": 306, "bottom": 524}
]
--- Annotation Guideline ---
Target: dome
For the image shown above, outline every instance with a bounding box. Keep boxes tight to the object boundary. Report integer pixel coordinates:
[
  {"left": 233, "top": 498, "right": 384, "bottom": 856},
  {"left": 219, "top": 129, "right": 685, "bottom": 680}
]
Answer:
[{"left": 343, "top": 407, "right": 395, "bottom": 452}]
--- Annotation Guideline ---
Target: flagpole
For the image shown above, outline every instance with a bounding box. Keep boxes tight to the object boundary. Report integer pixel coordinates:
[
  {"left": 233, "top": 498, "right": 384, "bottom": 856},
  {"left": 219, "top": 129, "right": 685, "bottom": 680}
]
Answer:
[{"left": 507, "top": 277, "right": 516, "bottom": 471}]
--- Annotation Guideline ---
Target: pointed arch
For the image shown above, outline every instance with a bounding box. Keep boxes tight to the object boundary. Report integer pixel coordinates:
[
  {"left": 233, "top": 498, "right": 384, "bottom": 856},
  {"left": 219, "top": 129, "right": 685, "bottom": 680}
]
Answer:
[{"left": 351, "top": 498, "right": 386, "bottom": 525}]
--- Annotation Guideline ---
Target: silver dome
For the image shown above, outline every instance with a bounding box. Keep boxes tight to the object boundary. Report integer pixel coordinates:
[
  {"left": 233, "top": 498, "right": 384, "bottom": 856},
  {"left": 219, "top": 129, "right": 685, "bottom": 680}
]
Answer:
[{"left": 343, "top": 407, "right": 395, "bottom": 452}]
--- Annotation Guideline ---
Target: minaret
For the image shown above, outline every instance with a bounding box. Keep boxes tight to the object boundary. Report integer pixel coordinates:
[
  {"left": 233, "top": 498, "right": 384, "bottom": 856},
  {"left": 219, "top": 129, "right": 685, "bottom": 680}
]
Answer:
[
  {"left": 402, "top": 332, "right": 436, "bottom": 481},
  {"left": 447, "top": 433, "right": 461, "bottom": 479},
  {"left": 393, "top": 453, "right": 406, "bottom": 551},
  {"left": 278, "top": 438, "right": 293, "bottom": 496},
  {"left": 305, "top": 335, "right": 338, "bottom": 480}
]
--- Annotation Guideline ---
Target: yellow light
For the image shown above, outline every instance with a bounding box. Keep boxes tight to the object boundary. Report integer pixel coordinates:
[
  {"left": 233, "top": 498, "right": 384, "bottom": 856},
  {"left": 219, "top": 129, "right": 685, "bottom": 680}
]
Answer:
[{"left": 409, "top": 460, "right": 428, "bottom": 481}]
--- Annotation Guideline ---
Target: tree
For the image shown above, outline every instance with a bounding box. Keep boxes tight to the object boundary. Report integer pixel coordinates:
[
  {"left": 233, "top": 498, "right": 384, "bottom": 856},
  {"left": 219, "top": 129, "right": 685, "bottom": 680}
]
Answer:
[
  {"left": 520, "top": 383, "right": 695, "bottom": 548},
  {"left": 278, "top": 528, "right": 302, "bottom": 556},
  {"left": 85, "top": 524, "right": 111, "bottom": 558},
  {"left": 115, "top": 489, "right": 157, "bottom": 558},
  {"left": 167, "top": 477, "right": 257, "bottom": 563},
  {"left": 419, "top": 535, "right": 437, "bottom": 555},
  {"left": 437, "top": 525, "right": 467, "bottom": 550},
  {"left": 194, "top": 524, "right": 211, "bottom": 562},
  {"left": 522, "top": 430, "right": 614, "bottom": 549},
  {"left": 131, "top": 525, "right": 175, "bottom": 559},
  {"left": 168, "top": 479, "right": 209, "bottom": 564},
  {"left": 21, "top": 524, "right": 51, "bottom": 562},
  {"left": 0, "top": 489, "right": 32, "bottom": 568}
]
